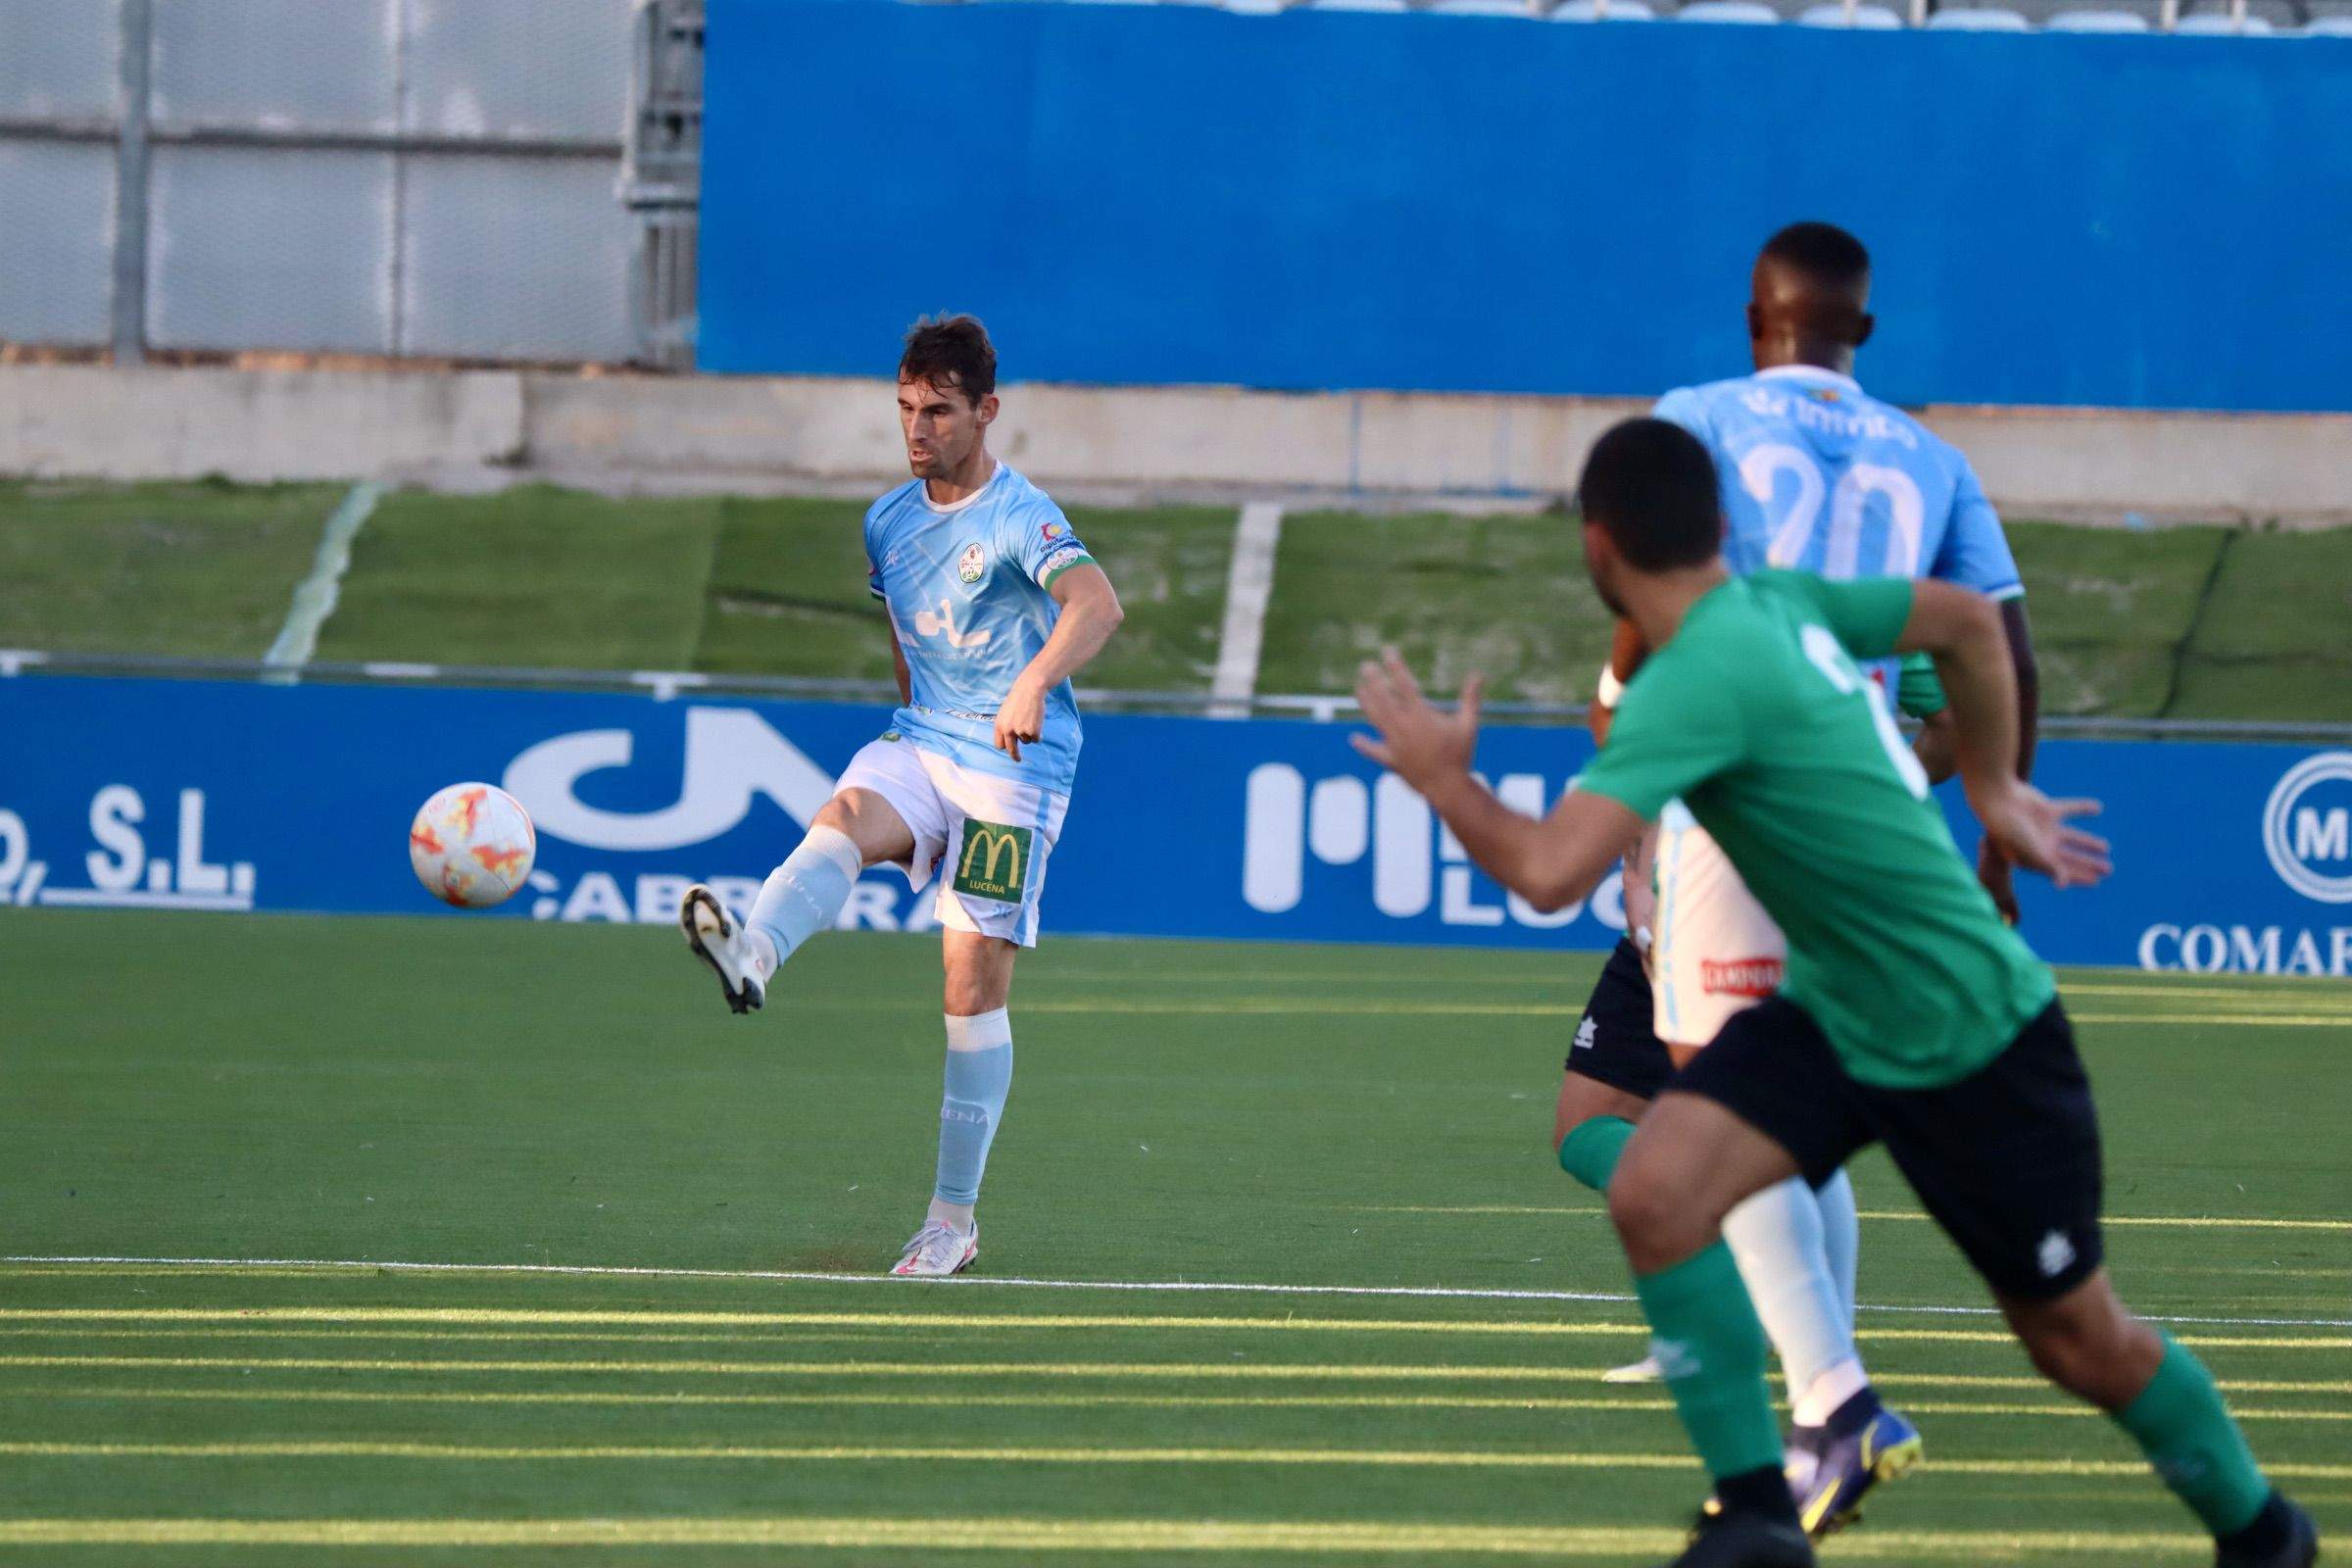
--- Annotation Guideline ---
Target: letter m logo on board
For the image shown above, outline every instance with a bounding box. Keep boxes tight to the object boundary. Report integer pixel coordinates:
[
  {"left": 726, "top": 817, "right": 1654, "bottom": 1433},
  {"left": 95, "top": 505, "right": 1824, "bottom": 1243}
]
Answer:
[{"left": 953, "top": 819, "right": 1033, "bottom": 904}]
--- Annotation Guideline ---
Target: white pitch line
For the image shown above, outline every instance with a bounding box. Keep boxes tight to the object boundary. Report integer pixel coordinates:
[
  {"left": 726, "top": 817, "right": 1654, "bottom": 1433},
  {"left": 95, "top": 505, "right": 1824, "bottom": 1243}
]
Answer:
[
  {"left": 263, "top": 480, "right": 385, "bottom": 672},
  {"left": 8, "top": 1255, "right": 2351, "bottom": 1331},
  {"left": 1208, "top": 501, "right": 1284, "bottom": 718}
]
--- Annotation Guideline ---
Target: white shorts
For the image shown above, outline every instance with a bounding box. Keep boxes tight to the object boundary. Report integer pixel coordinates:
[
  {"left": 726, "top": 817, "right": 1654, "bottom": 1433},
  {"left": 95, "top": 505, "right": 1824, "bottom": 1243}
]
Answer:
[
  {"left": 1650, "top": 802, "right": 1788, "bottom": 1049},
  {"left": 835, "top": 734, "right": 1070, "bottom": 948}
]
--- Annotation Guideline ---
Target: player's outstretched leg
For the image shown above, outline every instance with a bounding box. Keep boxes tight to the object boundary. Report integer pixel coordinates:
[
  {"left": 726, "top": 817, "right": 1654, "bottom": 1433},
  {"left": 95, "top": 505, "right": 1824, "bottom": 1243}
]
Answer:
[
  {"left": 1607, "top": 1094, "right": 1819, "bottom": 1568},
  {"left": 1723, "top": 1175, "right": 1921, "bottom": 1536},
  {"left": 682, "top": 789, "right": 912, "bottom": 1015},
  {"left": 895, "top": 931, "right": 1018, "bottom": 1277},
  {"left": 2004, "top": 1276, "right": 2318, "bottom": 1568}
]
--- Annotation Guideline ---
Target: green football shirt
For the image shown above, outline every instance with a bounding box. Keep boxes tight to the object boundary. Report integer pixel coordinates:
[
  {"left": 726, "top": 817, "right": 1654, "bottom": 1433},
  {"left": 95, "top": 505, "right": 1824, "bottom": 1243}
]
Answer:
[{"left": 1578, "top": 570, "right": 2054, "bottom": 1089}]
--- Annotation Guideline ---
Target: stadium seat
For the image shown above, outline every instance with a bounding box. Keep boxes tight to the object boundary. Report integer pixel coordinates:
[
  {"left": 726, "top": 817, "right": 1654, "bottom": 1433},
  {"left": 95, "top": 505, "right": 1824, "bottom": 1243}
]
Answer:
[
  {"left": 1796, "top": 3, "right": 1904, "bottom": 24},
  {"left": 2044, "top": 9, "right": 2154, "bottom": 24},
  {"left": 1304, "top": 0, "right": 1411, "bottom": 11},
  {"left": 2297, "top": 13, "right": 2352, "bottom": 27},
  {"left": 2174, "top": 10, "right": 2277, "bottom": 27},
  {"left": 1549, "top": 0, "right": 1659, "bottom": 17},
  {"left": 1676, "top": 1, "right": 1782, "bottom": 21},
  {"left": 1924, "top": 6, "right": 2032, "bottom": 24},
  {"left": 1429, "top": 0, "right": 1540, "bottom": 15}
]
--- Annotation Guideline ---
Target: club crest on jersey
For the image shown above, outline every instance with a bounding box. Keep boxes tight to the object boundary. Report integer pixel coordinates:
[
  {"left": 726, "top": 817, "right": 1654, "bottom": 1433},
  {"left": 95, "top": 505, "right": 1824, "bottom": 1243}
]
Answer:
[{"left": 956, "top": 543, "right": 985, "bottom": 584}]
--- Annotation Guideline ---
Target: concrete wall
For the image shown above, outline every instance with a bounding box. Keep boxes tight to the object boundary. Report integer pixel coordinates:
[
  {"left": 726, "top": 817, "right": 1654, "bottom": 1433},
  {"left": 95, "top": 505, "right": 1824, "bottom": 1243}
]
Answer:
[{"left": 4, "top": 364, "right": 2348, "bottom": 523}]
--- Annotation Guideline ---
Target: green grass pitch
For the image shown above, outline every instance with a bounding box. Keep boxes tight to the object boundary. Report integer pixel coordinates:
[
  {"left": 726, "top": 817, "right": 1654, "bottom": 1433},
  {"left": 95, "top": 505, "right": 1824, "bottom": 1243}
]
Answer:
[{"left": 2, "top": 907, "right": 2347, "bottom": 1564}]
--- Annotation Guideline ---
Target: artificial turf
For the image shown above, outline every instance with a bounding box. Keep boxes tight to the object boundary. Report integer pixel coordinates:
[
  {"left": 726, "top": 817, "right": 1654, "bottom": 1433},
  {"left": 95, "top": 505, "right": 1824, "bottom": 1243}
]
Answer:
[{"left": 2, "top": 908, "right": 2346, "bottom": 1565}]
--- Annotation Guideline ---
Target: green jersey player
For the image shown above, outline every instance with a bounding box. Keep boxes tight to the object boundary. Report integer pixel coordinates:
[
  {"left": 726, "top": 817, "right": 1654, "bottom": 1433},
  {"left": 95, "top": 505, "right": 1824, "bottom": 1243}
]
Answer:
[{"left": 1352, "top": 417, "right": 2315, "bottom": 1568}]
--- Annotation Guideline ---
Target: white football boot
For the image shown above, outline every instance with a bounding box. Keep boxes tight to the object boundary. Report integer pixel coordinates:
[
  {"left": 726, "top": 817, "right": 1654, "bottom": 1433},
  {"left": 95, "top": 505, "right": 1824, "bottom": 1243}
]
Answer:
[
  {"left": 1602, "top": 1354, "right": 1664, "bottom": 1385},
  {"left": 679, "top": 884, "right": 773, "bottom": 1015},
  {"left": 891, "top": 1220, "right": 979, "bottom": 1277}
]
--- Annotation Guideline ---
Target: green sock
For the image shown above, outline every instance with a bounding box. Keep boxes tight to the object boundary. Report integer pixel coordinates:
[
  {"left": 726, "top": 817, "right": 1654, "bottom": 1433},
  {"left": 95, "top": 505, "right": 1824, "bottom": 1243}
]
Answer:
[
  {"left": 1634, "top": 1245, "right": 1785, "bottom": 1482},
  {"left": 1558, "top": 1115, "right": 1636, "bottom": 1192},
  {"left": 2114, "top": 1333, "right": 2273, "bottom": 1537}
]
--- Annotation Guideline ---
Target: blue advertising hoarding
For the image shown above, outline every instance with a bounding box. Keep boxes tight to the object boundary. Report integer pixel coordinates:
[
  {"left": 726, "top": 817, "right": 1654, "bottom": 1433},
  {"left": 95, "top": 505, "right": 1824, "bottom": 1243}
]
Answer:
[{"left": 3, "top": 675, "right": 2350, "bottom": 975}]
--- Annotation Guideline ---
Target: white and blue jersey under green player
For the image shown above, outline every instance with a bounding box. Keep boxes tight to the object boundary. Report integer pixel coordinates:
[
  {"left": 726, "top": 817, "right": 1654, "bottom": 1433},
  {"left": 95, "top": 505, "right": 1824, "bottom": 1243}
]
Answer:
[
  {"left": 1558, "top": 223, "right": 2043, "bottom": 1538},
  {"left": 680, "top": 315, "right": 1124, "bottom": 1278}
]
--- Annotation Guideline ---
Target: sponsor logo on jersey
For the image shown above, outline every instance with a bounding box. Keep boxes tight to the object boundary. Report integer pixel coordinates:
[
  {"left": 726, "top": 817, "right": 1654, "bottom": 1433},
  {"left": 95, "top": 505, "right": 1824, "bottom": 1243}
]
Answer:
[
  {"left": 2263, "top": 752, "right": 2352, "bottom": 904},
  {"left": 1040, "top": 520, "right": 1066, "bottom": 541},
  {"left": 956, "top": 543, "right": 985, "bottom": 584},
  {"left": 1699, "top": 956, "right": 1784, "bottom": 998},
  {"left": 1573, "top": 1016, "right": 1597, "bottom": 1052},
  {"left": 910, "top": 598, "right": 992, "bottom": 650},
  {"left": 954, "top": 818, "right": 1033, "bottom": 903}
]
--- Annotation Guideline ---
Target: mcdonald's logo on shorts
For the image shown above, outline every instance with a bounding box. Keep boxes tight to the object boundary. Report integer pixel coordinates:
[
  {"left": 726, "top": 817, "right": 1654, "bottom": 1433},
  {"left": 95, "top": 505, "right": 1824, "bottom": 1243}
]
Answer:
[{"left": 953, "top": 818, "right": 1034, "bottom": 903}]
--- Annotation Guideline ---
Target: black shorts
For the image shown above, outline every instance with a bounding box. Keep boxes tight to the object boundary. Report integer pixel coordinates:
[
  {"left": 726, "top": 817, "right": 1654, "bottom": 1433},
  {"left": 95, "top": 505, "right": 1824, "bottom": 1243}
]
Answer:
[
  {"left": 1564, "top": 937, "right": 1675, "bottom": 1102},
  {"left": 1672, "top": 994, "right": 2105, "bottom": 1301}
]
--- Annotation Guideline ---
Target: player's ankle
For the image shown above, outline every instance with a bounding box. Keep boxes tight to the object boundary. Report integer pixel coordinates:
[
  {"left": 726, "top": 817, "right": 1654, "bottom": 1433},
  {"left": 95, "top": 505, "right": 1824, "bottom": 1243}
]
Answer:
[
  {"left": 927, "top": 1198, "right": 976, "bottom": 1235},
  {"left": 1713, "top": 1463, "right": 1803, "bottom": 1527}
]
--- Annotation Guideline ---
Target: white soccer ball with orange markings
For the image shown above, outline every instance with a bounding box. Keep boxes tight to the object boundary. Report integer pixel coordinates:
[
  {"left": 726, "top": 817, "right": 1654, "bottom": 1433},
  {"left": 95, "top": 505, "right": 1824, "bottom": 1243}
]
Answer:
[{"left": 409, "top": 783, "right": 536, "bottom": 908}]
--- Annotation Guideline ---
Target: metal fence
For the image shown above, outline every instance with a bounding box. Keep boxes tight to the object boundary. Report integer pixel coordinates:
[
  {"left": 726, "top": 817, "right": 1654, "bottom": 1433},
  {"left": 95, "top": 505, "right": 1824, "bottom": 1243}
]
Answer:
[{"left": 0, "top": 0, "right": 698, "bottom": 367}]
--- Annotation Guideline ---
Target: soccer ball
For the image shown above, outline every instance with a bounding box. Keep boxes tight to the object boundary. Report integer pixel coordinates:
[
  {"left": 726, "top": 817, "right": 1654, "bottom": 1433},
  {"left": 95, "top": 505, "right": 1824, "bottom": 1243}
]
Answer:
[{"left": 409, "top": 783, "right": 536, "bottom": 908}]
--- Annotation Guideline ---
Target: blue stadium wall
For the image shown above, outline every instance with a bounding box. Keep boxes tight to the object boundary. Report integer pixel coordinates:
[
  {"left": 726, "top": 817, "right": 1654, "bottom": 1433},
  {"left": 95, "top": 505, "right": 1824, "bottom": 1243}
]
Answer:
[{"left": 700, "top": 0, "right": 2352, "bottom": 413}]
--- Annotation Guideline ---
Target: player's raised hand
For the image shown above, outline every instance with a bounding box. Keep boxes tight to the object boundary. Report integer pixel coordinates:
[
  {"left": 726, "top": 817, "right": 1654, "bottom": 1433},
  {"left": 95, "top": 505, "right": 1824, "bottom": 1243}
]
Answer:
[
  {"left": 1976, "top": 784, "right": 2110, "bottom": 891},
  {"left": 1350, "top": 649, "right": 1483, "bottom": 792}
]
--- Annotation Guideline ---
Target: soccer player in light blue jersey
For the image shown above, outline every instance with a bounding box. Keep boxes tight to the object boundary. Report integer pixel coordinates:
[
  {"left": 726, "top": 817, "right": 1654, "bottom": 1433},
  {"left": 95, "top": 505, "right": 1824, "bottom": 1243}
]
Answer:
[
  {"left": 680, "top": 316, "right": 1124, "bottom": 1277},
  {"left": 1557, "top": 224, "right": 2044, "bottom": 1537}
]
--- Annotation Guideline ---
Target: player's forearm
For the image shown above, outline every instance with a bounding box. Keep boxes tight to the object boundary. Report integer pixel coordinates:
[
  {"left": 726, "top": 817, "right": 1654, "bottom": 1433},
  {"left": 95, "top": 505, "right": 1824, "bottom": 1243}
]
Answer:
[
  {"left": 2001, "top": 598, "right": 2040, "bottom": 782},
  {"left": 1916, "top": 591, "right": 2023, "bottom": 812},
  {"left": 1421, "top": 772, "right": 1616, "bottom": 914},
  {"left": 1018, "top": 581, "right": 1124, "bottom": 695}
]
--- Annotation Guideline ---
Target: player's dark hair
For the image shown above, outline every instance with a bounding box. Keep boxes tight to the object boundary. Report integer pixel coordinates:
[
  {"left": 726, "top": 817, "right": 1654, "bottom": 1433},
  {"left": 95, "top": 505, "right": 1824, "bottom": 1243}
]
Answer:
[
  {"left": 1577, "top": 418, "right": 1723, "bottom": 571},
  {"left": 899, "top": 314, "right": 997, "bottom": 404},
  {"left": 1758, "top": 220, "right": 1871, "bottom": 295}
]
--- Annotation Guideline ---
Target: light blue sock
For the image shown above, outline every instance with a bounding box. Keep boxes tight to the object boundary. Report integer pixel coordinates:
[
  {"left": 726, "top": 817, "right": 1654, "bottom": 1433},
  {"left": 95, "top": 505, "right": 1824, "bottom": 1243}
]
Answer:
[
  {"left": 934, "top": 1008, "right": 1013, "bottom": 1212},
  {"left": 748, "top": 825, "right": 860, "bottom": 966},
  {"left": 1815, "top": 1167, "right": 1861, "bottom": 1333}
]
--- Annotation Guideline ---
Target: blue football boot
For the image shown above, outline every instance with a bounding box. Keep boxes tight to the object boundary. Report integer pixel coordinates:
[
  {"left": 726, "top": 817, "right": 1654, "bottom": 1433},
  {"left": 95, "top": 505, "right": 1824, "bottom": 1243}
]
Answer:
[{"left": 1794, "top": 1395, "right": 1924, "bottom": 1539}]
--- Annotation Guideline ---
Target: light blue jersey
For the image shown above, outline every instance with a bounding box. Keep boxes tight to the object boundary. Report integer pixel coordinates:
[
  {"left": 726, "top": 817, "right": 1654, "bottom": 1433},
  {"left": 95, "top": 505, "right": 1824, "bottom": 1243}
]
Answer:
[
  {"left": 865, "top": 463, "right": 1095, "bottom": 795},
  {"left": 1654, "top": 365, "right": 2021, "bottom": 693}
]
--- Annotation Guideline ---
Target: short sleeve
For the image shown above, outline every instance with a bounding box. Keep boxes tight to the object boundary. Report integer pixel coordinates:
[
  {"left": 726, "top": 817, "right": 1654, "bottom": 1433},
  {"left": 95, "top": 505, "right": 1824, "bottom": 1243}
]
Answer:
[
  {"left": 1765, "top": 569, "right": 1915, "bottom": 662},
  {"left": 1004, "top": 499, "right": 1096, "bottom": 591},
  {"left": 863, "top": 500, "right": 887, "bottom": 602},
  {"left": 1575, "top": 655, "right": 1748, "bottom": 821},
  {"left": 1650, "top": 385, "right": 1711, "bottom": 442},
  {"left": 1894, "top": 652, "right": 1947, "bottom": 718},
  {"left": 1929, "top": 460, "right": 2024, "bottom": 601}
]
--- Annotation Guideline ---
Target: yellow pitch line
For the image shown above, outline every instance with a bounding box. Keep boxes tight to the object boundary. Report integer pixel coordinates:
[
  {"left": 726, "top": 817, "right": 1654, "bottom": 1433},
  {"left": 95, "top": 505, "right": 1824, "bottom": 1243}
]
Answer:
[
  {"left": 17, "top": 1384, "right": 2347, "bottom": 1423},
  {"left": 0, "top": 1517, "right": 2227, "bottom": 1556},
  {"left": 2060, "top": 982, "right": 2352, "bottom": 1001},
  {"left": 1356, "top": 1203, "right": 2352, "bottom": 1233},
  {"left": 14, "top": 1330, "right": 2352, "bottom": 1396},
  {"left": 10, "top": 1353, "right": 2347, "bottom": 1409},
  {"left": 2070, "top": 1012, "right": 2352, "bottom": 1027},
  {"left": 9, "top": 1441, "right": 2351, "bottom": 1482}
]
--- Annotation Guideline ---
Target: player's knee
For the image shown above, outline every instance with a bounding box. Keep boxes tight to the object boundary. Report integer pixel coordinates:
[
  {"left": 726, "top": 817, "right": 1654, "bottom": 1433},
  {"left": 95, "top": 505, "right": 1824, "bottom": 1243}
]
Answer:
[
  {"left": 2007, "top": 1280, "right": 2158, "bottom": 1407},
  {"left": 1606, "top": 1157, "right": 1705, "bottom": 1270}
]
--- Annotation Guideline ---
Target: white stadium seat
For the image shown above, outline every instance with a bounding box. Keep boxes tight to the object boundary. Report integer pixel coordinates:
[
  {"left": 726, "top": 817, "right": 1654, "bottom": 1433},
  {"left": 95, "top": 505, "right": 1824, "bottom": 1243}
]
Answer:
[
  {"left": 1796, "top": 3, "right": 1904, "bottom": 24},
  {"left": 1676, "top": 1, "right": 1781, "bottom": 21},
  {"left": 1925, "top": 6, "right": 2032, "bottom": 24},
  {"left": 2174, "top": 10, "right": 2276, "bottom": 26},
  {"left": 1428, "top": 0, "right": 1540, "bottom": 15},
  {"left": 1550, "top": 0, "right": 1659, "bottom": 16},
  {"left": 1304, "top": 0, "right": 1411, "bottom": 11},
  {"left": 2297, "top": 13, "right": 2352, "bottom": 28},
  {"left": 2044, "top": 8, "right": 2153, "bottom": 24}
]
